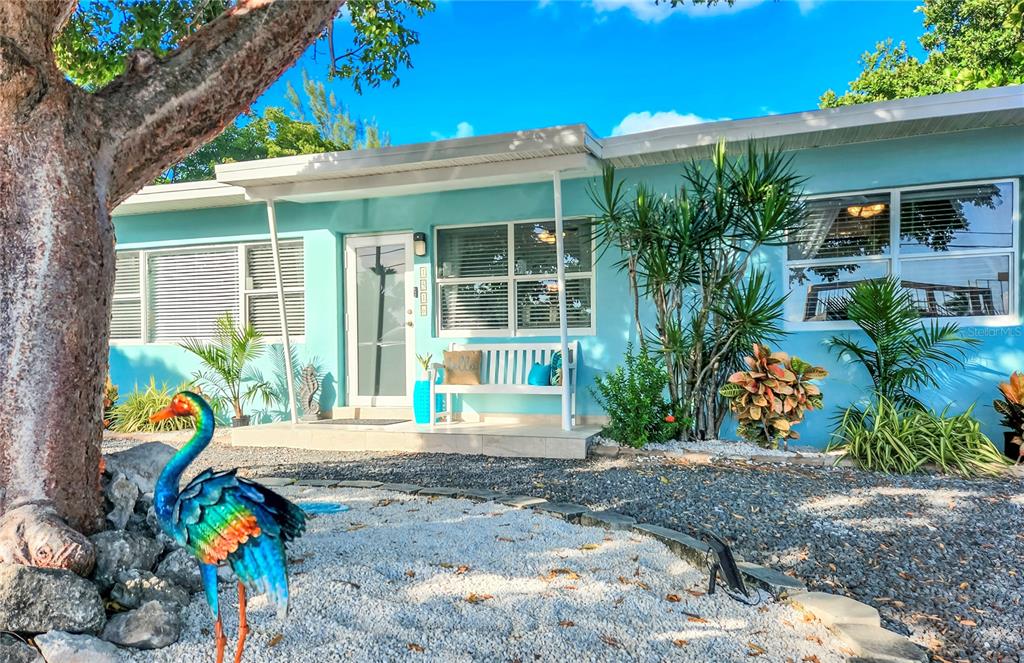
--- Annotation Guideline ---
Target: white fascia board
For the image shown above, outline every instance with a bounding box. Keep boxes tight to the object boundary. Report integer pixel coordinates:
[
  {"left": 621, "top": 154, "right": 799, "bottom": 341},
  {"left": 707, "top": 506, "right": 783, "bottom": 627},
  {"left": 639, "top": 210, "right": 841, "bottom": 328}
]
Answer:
[
  {"left": 113, "top": 180, "right": 248, "bottom": 216},
  {"left": 601, "top": 86, "right": 1024, "bottom": 160},
  {"left": 215, "top": 124, "right": 601, "bottom": 187},
  {"left": 243, "top": 153, "right": 603, "bottom": 204}
]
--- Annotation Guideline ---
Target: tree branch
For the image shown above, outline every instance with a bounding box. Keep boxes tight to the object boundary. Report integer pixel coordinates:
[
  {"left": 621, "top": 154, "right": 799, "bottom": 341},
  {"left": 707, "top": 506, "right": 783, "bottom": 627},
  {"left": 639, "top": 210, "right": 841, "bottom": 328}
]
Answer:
[{"left": 96, "top": 0, "right": 345, "bottom": 208}]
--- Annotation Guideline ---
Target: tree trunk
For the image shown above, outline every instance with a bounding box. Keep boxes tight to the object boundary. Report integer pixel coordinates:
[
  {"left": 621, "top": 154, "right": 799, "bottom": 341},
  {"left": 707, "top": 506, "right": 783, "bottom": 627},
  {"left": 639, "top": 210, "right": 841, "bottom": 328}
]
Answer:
[
  {"left": 0, "top": 32, "right": 107, "bottom": 572},
  {"left": 0, "top": 0, "right": 344, "bottom": 573}
]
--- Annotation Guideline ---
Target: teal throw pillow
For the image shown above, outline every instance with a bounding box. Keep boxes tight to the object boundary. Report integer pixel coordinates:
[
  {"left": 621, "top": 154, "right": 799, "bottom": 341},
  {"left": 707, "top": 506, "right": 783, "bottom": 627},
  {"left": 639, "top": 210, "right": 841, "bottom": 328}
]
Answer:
[{"left": 527, "top": 363, "right": 551, "bottom": 386}]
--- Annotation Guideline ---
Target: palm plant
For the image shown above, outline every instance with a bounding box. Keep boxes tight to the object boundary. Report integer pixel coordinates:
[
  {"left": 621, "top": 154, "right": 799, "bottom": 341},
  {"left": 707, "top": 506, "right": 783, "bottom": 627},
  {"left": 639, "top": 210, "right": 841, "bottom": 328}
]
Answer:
[
  {"left": 826, "top": 276, "right": 979, "bottom": 408},
  {"left": 180, "top": 313, "right": 273, "bottom": 424}
]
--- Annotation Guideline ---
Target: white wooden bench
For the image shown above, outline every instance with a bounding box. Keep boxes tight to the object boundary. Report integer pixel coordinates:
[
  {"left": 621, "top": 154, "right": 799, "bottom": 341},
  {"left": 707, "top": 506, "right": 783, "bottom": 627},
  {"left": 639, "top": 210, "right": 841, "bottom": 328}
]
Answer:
[{"left": 428, "top": 341, "right": 579, "bottom": 426}]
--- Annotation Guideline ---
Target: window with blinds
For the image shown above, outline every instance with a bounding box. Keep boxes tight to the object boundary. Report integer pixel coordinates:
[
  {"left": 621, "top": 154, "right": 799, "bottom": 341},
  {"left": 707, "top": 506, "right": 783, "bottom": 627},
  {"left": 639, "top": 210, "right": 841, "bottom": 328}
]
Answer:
[
  {"left": 435, "top": 219, "right": 594, "bottom": 335},
  {"left": 111, "top": 252, "right": 142, "bottom": 341},
  {"left": 109, "top": 240, "right": 306, "bottom": 343},
  {"left": 245, "top": 242, "right": 305, "bottom": 337},
  {"left": 785, "top": 180, "right": 1017, "bottom": 324}
]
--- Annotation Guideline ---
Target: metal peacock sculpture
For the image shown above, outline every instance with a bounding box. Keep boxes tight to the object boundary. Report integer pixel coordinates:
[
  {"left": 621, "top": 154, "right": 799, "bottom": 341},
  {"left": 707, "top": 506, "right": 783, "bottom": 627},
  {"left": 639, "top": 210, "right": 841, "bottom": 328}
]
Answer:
[{"left": 150, "top": 391, "right": 306, "bottom": 663}]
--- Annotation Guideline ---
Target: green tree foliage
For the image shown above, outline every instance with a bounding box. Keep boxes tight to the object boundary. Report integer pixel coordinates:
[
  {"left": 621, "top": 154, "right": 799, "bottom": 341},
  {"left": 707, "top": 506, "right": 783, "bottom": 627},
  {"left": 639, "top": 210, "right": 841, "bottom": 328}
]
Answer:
[
  {"left": 821, "top": 0, "right": 1024, "bottom": 107},
  {"left": 56, "top": 0, "right": 426, "bottom": 181},
  {"left": 163, "top": 70, "right": 388, "bottom": 182},
  {"left": 55, "top": 0, "right": 228, "bottom": 90},
  {"left": 56, "top": 0, "right": 433, "bottom": 92}
]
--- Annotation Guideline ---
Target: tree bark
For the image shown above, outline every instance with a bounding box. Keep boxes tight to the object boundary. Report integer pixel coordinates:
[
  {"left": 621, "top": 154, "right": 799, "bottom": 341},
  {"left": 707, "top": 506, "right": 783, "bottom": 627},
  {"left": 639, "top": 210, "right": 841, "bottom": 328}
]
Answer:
[{"left": 0, "top": 0, "right": 343, "bottom": 573}]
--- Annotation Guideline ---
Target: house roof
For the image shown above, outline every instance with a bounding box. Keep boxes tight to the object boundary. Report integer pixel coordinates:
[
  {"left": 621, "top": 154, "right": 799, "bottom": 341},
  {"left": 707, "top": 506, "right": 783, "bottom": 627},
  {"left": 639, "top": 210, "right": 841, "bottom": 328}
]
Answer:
[{"left": 114, "top": 85, "right": 1024, "bottom": 216}]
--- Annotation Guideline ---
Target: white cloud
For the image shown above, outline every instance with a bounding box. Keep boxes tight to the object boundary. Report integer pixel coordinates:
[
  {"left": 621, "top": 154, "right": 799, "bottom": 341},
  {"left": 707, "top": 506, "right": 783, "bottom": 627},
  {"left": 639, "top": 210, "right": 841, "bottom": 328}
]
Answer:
[
  {"left": 590, "top": 0, "right": 767, "bottom": 23},
  {"left": 430, "top": 121, "right": 475, "bottom": 141},
  {"left": 796, "top": 0, "right": 823, "bottom": 14},
  {"left": 610, "top": 110, "right": 726, "bottom": 136}
]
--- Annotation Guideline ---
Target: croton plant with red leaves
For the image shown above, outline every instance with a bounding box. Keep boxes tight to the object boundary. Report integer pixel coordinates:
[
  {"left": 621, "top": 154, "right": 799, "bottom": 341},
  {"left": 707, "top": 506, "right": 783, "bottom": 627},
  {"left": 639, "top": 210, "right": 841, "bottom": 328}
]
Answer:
[{"left": 719, "top": 344, "right": 827, "bottom": 450}]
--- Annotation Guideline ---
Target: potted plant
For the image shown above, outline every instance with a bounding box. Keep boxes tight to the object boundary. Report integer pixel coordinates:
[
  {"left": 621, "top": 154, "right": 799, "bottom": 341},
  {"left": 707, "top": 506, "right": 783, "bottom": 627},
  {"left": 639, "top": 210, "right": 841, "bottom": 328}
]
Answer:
[
  {"left": 413, "top": 353, "right": 434, "bottom": 425},
  {"left": 180, "top": 313, "right": 273, "bottom": 427},
  {"left": 719, "top": 343, "right": 827, "bottom": 451},
  {"left": 994, "top": 372, "right": 1024, "bottom": 461}
]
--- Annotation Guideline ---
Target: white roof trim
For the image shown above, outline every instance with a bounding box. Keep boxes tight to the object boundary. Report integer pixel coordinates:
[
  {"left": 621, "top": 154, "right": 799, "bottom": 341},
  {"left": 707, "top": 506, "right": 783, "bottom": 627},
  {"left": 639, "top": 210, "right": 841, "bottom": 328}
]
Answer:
[
  {"left": 113, "top": 86, "right": 1023, "bottom": 215},
  {"left": 602, "top": 85, "right": 1023, "bottom": 160},
  {"left": 113, "top": 180, "right": 248, "bottom": 216}
]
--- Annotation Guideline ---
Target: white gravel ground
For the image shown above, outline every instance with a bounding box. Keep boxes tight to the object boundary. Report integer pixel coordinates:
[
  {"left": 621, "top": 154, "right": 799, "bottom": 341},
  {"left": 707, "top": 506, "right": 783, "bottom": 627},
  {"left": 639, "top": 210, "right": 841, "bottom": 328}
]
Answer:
[
  {"left": 126, "top": 486, "right": 844, "bottom": 662},
  {"left": 640, "top": 438, "right": 831, "bottom": 460}
]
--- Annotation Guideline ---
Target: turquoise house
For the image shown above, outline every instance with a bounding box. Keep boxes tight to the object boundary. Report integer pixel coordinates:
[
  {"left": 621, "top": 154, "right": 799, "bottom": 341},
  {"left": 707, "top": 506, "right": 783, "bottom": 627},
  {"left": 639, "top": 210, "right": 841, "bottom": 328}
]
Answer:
[{"left": 110, "top": 86, "right": 1024, "bottom": 452}]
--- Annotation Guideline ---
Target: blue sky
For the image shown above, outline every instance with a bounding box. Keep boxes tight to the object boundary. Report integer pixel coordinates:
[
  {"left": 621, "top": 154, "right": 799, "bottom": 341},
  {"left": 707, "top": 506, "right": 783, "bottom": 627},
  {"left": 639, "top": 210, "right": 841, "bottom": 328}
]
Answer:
[{"left": 253, "top": 0, "right": 927, "bottom": 145}]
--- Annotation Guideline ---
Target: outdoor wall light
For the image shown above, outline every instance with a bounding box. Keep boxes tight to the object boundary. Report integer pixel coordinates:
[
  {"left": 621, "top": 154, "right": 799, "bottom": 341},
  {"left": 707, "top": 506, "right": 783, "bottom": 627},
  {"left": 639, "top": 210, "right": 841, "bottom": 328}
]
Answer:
[{"left": 414, "top": 232, "right": 427, "bottom": 256}]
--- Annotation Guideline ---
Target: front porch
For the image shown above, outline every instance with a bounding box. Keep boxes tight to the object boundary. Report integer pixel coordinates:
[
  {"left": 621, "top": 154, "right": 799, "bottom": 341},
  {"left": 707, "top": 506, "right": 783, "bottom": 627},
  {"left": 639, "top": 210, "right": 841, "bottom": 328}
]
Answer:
[{"left": 230, "top": 418, "right": 600, "bottom": 459}]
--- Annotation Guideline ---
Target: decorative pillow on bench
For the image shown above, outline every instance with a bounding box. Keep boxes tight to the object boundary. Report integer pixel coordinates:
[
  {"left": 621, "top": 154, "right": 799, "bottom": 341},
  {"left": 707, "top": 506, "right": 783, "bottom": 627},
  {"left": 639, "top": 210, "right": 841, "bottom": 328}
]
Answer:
[
  {"left": 443, "top": 350, "right": 482, "bottom": 385},
  {"left": 527, "top": 362, "right": 551, "bottom": 386},
  {"left": 549, "top": 351, "right": 562, "bottom": 386}
]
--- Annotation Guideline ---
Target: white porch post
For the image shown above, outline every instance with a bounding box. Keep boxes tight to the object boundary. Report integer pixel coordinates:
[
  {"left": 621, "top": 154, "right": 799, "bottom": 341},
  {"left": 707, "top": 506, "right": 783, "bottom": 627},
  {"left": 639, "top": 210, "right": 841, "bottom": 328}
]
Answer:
[
  {"left": 265, "top": 199, "right": 299, "bottom": 424},
  {"left": 553, "top": 171, "right": 571, "bottom": 431}
]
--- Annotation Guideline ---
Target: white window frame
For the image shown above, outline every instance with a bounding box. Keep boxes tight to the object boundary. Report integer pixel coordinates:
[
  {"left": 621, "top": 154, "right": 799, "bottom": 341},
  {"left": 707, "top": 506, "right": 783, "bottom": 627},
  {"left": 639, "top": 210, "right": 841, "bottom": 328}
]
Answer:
[
  {"left": 784, "top": 178, "right": 1020, "bottom": 332},
  {"left": 434, "top": 217, "right": 597, "bottom": 338},
  {"left": 110, "top": 239, "right": 306, "bottom": 345}
]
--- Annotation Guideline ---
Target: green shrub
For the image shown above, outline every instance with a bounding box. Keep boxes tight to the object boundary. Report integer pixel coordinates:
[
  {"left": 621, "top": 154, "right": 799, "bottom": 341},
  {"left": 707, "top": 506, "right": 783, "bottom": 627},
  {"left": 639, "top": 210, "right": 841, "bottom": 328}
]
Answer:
[
  {"left": 110, "top": 379, "right": 196, "bottom": 433},
  {"left": 591, "top": 344, "right": 686, "bottom": 447},
  {"left": 829, "top": 397, "right": 1010, "bottom": 477}
]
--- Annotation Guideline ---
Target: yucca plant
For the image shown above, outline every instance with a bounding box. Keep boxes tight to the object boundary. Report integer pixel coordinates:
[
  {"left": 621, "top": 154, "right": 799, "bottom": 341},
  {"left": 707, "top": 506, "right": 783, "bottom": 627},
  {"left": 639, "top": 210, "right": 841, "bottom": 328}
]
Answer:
[
  {"left": 180, "top": 313, "right": 273, "bottom": 425},
  {"left": 829, "top": 397, "right": 1010, "bottom": 477},
  {"left": 592, "top": 141, "right": 807, "bottom": 440},
  {"left": 826, "top": 276, "right": 979, "bottom": 409},
  {"left": 110, "top": 379, "right": 196, "bottom": 433},
  {"left": 994, "top": 372, "right": 1024, "bottom": 438},
  {"left": 719, "top": 344, "right": 827, "bottom": 450}
]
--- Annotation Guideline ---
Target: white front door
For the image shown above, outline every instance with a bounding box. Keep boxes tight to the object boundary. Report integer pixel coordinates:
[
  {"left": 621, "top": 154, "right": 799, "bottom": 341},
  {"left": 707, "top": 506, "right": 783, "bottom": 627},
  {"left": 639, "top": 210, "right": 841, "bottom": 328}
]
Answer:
[{"left": 344, "top": 233, "right": 416, "bottom": 407}]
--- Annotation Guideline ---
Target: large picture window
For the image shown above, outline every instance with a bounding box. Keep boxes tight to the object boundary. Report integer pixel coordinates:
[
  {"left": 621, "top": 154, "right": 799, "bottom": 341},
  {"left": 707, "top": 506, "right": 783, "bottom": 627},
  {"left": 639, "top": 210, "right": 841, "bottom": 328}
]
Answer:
[
  {"left": 785, "top": 180, "right": 1018, "bottom": 325},
  {"left": 435, "top": 219, "right": 594, "bottom": 335},
  {"left": 110, "top": 240, "right": 305, "bottom": 343}
]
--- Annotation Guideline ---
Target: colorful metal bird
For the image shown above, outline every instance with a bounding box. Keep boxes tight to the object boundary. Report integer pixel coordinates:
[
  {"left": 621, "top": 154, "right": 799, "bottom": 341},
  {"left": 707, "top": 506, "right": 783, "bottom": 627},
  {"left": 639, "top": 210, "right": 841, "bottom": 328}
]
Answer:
[{"left": 150, "top": 391, "right": 306, "bottom": 663}]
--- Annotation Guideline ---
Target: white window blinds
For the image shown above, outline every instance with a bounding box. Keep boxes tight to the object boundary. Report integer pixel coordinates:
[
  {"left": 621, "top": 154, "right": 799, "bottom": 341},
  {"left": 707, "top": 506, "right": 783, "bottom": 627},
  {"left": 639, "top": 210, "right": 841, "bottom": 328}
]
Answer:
[
  {"left": 110, "top": 240, "right": 306, "bottom": 343},
  {"left": 245, "top": 242, "right": 305, "bottom": 337},
  {"left": 785, "top": 180, "right": 1016, "bottom": 324},
  {"left": 436, "top": 219, "right": 594, "bottom": 335},
  {"left": 111, "top": 252, "right": 142, "bottom": 341},
  {"left": 147, "top": 248, "right": 240, "bottom": 342}
]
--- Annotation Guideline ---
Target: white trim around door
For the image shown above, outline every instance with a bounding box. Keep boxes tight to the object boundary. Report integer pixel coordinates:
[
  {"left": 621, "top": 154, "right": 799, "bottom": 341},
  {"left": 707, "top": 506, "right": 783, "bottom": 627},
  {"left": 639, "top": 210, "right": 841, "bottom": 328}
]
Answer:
[{"left": 344, "top": 233, "right": 416, "bottom": 407}]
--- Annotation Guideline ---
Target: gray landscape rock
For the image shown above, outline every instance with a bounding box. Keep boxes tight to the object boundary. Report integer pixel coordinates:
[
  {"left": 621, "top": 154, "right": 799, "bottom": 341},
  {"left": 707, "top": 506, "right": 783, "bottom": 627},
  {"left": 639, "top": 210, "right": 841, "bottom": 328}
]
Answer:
[
  {"left": 105, "top": 472, "right": 140, "bottom": 530},
  {"left": 336, "top": 479, "right": 383, "bottom": 488},
  {"left": 579, "top": 510, "right": 637, "bottom": 531},
  {"left": 832, "top": 623, "right": 929, "bottom": 663},
  {"left": 155, "top": 548, "right": 202, "bottom": 593},
  {"left": 34, "top": 631, "right": 121, "bottom": 663},
  {"left": 416, "top": 486, "right": 460, "bottom": 497},
  {"left": 499, "top": 495, "right": 547, "bottom": 508},
  {"left": 110, "top": 570, "right": 190, "bottom": 610},
  {"left": 0, "top": 634, "right": 42, "bottom": 663},
  {"left": 456, "top": 488, "right": 508, "bottom": 502},
  {"left": 791, "top": 591, "right": 881, "bottom": 628},
  {"left": 376, "top": 482, "right": 422, "bottom": 493},
  {"left": 104, "top": 442, "right": 176, "bottom": 495},
  {"left": 102, "top": 600, "right": 182, "bottom": 650},
  {"left": 90, "top": 530, "right": 163, "bottom": 591},
  {"left": 532, "top": 501, "right": 588, "bottom": 522},
  {"left": 631, "top": 523, "right": 711, "bottom": 566},
  {"left": 737, "top": 561, "right": 807, "bottom": 599},
  {"left": 0, "top": 564, "right": 106, "bottom": 634}
]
